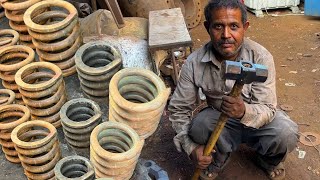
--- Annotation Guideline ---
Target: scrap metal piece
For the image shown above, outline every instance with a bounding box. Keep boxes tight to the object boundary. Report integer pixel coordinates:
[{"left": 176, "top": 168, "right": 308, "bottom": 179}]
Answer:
[
  {"left": 0, "top": 89, "right": 15, "bottom": 106},
  {"left": 300, "top": 132, "right": 320, "bottom": 147},
  {"left": 0, "top": 29, "right": 19, "bottom": 49},
  {"left": 280, "top": 104, "right": 293, "bottom": 112}
]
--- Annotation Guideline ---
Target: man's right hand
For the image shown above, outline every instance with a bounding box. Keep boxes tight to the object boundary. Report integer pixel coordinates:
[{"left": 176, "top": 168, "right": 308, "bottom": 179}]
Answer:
[{"left": 190, "top": 145, "right": 213, "bottom": 169}]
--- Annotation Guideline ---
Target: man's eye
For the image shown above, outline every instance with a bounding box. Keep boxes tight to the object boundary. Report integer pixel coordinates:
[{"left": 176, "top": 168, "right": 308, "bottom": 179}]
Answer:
[
  {"left": 214, "top": 25, "right": 223, "bottom": 29},
  {"left": 231, "top": 24, "right": 238, "bottom": 30}
]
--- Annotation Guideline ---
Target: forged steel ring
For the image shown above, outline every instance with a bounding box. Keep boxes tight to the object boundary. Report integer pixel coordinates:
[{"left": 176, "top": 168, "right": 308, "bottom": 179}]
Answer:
[
  {"left": 54, "top": 155, "right": 95, "bottom": 180},
  {"left": 90, "top": 121, "right": 144, "bottom": 179},
  {"left": 0, "top": 29, "right": 19, "bottom": 49},
  {"left": 15, "top": 62, "right": 62, "bottom": 92},
  {"left": 109, "top": 68, "right": 170, "bottom": 138},
  {"left": 0, "top": 89, "right": 15, "bottom": 105},
  {"left": 23, "top": 0, "right": 78, "bottom": 33}
]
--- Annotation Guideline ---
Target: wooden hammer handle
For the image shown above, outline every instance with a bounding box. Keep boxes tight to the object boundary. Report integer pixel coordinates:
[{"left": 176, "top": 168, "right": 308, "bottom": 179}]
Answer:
[{"left": 192, "top": 82, "right": 244, "bottom": 179}]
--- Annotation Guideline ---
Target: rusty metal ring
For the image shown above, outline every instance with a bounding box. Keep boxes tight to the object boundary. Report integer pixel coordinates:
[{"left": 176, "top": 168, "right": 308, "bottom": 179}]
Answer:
[
  {"left": 11, "top": 120, "right": 57, "bottom": 149},
  {"left": 27, "top": 92, "right": 67, "bottom": 116},
  {"left": 75, "top": 42, "right": 122, "bottom": 76},
  {"left": 54, "top": 155, "right": 95, "bottom": 180},
  {"left": 40, "top": 56, "right": 75, "bottom": 70},
  {"left": 1, "top": 0, "right": 42, "bottom": 11},
  {"left": 77, "top": 64, "right": 121, "bottom": 82},
  {"left": 8, "top": 20, "right": 28, "bottom": 32},
  {"left": 0, "top": 45, "right": 35, "bottom": 71},
  {"left": 36, "top": 35, "right": 82, "bottom": 61},
  {"left": 4, "top": 9, "right": 23, "bottom": 22},
  {"left": 32, "top": 23, "right": 80, "bottom": 52},
  {"left": 32, "top": 10, "right": 68, "bottom": 24},
  {"left": 15, "top": 62, "right": 62, "bottom": 91},
  {"left": 0, "top": 89, "right": 15, "bottom": 105},
  {"left": 22, "top": 82, "right": 65, "bottom": 108},
  {"left": 23, "top": 0, "right": 78, "bottom": 33},
  {"left": 90, "top": 121, "right": 143, "bottom": 162},
  {"left": 79, "top": 78, "right": 110, "bottom": 89},
  {"left": 80, "top": 84, "right": 109, "bottom": 97},
  {"left": 0, "top": 29, "right": 19, "bottom": 48},
  {"left": 18, "top": 78, "right": 63, "bottom": 99},
  {"left": 109, "top": 68, "right": 170, "bottom": 112},
  {"left": 18, "top": 33, "right": 32, "bottom": 42},
  {"left": 0, "top": 104, "right": 30, "bottom": 130},
  {"left": 28, "top": 18, "right": 78, "bottom": 42}
]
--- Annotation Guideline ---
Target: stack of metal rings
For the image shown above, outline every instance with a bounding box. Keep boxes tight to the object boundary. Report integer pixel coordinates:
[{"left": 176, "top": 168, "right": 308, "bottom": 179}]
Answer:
[
  {"left": 0, "top": 104, "right": 30, "bottom": 163},
  {"left": 23, "top": 0, "right": 81, "bottom": 77},
  {"left": 90, "top": 121, "right": 144, "bottom": 179},
  {"left": 15, "top": 62, "right": 67, "bottom": 128},
  {"left": 0, "top": 0, "right": 42, "bottom": 48},
  {"left": 60, "top": 98, "right": 102, "bottom": 148},
  {"left": 0, "top": 29, "right": 19, "bottom": 49},
  {"left": 54, "top": 155, "right": 95, "bottom": 180},
  {"left": 0, "top": 45, "right": 35, "bottom": 104},
  {"left": 109, "top": 68, "right": 170, "bottom": 139},
  {"left": 0, "top": 89, "right": 15, "bottom": 106},
  {"left": 11, "top": 120, "right": 61, "bottom": 180},
  {"left": 75, "top": 41, "right": 122, "bottom": 101}
]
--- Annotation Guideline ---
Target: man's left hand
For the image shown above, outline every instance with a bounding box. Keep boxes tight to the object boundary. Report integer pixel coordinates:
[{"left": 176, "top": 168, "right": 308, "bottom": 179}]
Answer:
[{"left": 221, "top": 95, "right": 245, "bottom": 119}]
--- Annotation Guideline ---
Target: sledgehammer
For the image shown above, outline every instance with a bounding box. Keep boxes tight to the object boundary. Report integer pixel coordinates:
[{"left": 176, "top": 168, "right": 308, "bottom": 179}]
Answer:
[{"left": 192, "top": 60, "right": 268, "bottom": 179}]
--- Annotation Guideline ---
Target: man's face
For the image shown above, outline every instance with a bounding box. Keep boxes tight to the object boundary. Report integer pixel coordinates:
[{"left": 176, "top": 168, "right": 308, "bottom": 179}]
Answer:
[{"left": 205, "top": 8, "right": 249, "bottom": 61}]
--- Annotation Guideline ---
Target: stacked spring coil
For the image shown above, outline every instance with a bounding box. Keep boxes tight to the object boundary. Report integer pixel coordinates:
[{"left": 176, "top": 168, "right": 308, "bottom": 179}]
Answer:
[
  {"left": 90, "top": 121, "right": 144, "bottom": 179},
  {"left": 75, "top": 41, "right": 122, "bottom": 101},
  {"left": 0, "top": 0, "right": 42, "bottom": 48},
  {"left": 109, "top": 68, "right": 170, "bottom": 139},
  {"left": 23, "top": 0, "right": 81, "bottom": 77},
  {"left": 0, "top": 89, "right": 15, "bottom": 105},
  {"left": 54, "top": 155, "right": 95, "bottom": 180},
  {"left": 60, "top": 98, "right": 102, "bottom": 148},
  {"left": 0, "top": 45, "right": 35, "bottom": 104},
  {"left": 0, "top": 29, "right": 19, "bottom": 49},
  {"left": 0, "top": 4, "right": 4, "bottom": 18},
  {"left": 0, "top": 104, "right": 30, "bottom": 163},
  {"left": 15, "top": 62, "right": 67, "bottom": 128},
  {"left": 11, "top": 120, "right": 61, "bottom": 180}
]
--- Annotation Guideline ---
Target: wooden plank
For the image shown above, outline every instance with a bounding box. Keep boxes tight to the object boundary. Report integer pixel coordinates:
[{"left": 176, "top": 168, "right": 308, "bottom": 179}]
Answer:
[
  {"left": 148, "top": 8, "right": 192, "bottom": 50},
  {"left": 105, "top": 0, "right": 125, "bottom": 28}
]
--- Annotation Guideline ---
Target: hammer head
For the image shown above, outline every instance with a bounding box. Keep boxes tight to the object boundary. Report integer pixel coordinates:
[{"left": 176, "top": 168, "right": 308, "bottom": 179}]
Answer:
[{"left": 221, "top": 60, "right": 268, "bottom": 84}]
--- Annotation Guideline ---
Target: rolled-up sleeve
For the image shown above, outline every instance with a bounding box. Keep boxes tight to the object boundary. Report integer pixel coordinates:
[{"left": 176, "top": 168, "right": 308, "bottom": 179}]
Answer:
[
  {"left": 168, "top": 60, "right": 199, "bottom": 156},
  {"left": 240, "top": 52, "right": 277, "bottom": 128}
]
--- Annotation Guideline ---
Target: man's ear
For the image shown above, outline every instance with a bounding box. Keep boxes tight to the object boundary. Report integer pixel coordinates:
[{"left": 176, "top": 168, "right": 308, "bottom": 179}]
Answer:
[
  {"left": 243, "top": 21, "right": 249, "bottom": 31},
  {"left": 204, "top": 21, "right": 210, "bottom": 34}
]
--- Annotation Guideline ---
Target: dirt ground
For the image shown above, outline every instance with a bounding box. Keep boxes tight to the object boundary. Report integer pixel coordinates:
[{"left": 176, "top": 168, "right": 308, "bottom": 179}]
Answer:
[
  {"left": 141, "top": 6, "right": 320, "bottom": 180},
  {"left": 0, "top": 3, "right": 319, "bottom": 180}
]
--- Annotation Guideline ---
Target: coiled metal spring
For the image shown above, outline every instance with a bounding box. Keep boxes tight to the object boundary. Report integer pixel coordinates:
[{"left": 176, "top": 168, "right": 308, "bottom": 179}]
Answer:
[
  {"left": 0, "top": 0, "right": 42, "bottom": 48},
  {"left": 60, "top": 98, "right": 102, "bottom": 148},
  {"left": 54, "top": 155, "right": 95, "bottom": 180},
  {"left": 15, "top": 62, "right": 67, "bottom": 128},
  {"left": 0, "top": 104, "right": 30, "bottom": 163},
  {"left": 90, "top": 121, "right": 144, "bottom": 179},
  {"left": 11, "top": 120, "right": 61, "bottom": 180},
  {"left": 23, "top": 0, "right": 81, "bottom": 77},
  {"left": 109, "top": 68, "right": 170, "bottom": 139},
  {"left": 75, "top": 41, "right": 122, "bottom": 101},
  {"left": 0, "top": 89, "right": 15, "bottom": 106},
  {"left": 0, "top": 29, "right": 19, "bottom": 49},
  {"left": 0, "top": 45, "right": 35, "bottom": 104}
]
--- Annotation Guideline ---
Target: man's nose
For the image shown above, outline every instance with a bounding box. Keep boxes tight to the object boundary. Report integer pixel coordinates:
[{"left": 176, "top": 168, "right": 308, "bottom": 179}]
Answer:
[{"left": 222, "top": 27, "right": 231, "bottom": 39}]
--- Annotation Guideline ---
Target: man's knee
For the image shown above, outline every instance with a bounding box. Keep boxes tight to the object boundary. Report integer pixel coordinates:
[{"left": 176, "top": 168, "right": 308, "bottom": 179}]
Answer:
[
  {"left": 263, "top": 111, "right": 299, "bottom": 154},
  {"left": 188, "top": 107, "right": 219, "bottom": 145}
]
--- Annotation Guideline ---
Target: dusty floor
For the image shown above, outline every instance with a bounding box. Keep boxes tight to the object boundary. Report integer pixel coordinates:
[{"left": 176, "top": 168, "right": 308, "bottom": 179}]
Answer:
[{"left": 0, "top": 4, "right": 320, "bottom": 180}]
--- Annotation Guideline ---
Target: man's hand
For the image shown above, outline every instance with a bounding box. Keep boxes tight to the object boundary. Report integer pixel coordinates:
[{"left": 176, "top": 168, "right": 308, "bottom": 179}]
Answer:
[
  {"left": 221, "top": 95, "right": 245, "bottom": 119},
  {"left": 190, "top": 145, "right": 213, "bottom": 169}
]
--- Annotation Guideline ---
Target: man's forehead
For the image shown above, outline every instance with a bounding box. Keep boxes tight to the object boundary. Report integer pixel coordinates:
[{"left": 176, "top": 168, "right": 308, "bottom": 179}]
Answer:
[{"left": 210, "top": 8, "right": 242, "bottom": 23}]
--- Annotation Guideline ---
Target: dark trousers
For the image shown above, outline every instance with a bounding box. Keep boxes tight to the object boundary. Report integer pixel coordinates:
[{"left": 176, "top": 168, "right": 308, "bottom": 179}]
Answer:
[{"left": 188, "top": 107, "right": 299, "bottom": 172}]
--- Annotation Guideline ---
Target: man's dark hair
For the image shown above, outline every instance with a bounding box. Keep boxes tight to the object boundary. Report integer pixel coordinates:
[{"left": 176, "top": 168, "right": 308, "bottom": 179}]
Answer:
[{"left": 204, "top": 0, "right": 247, "bottom": 25}]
